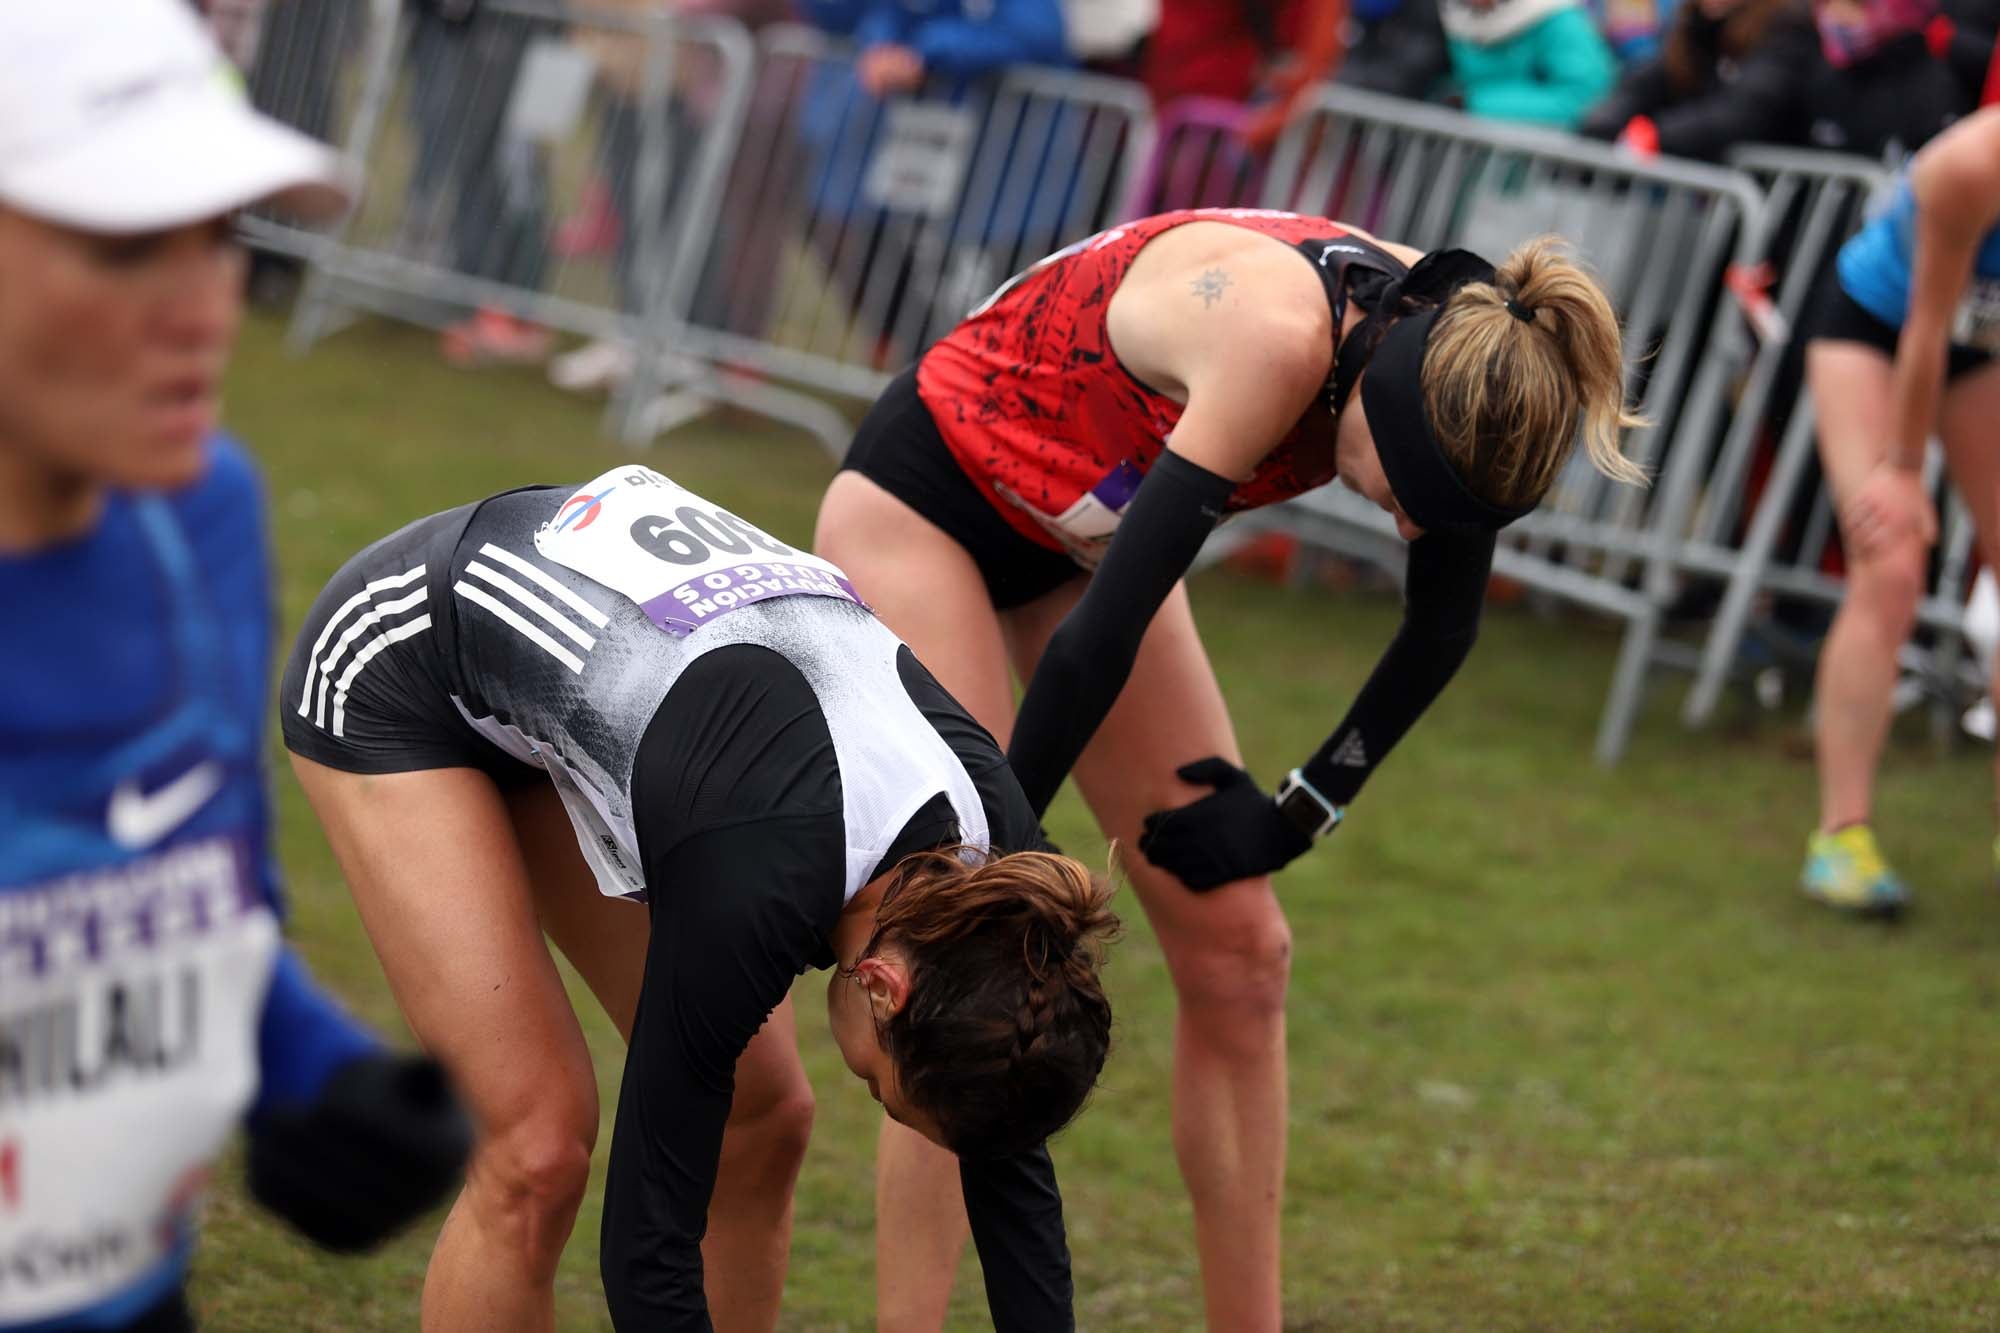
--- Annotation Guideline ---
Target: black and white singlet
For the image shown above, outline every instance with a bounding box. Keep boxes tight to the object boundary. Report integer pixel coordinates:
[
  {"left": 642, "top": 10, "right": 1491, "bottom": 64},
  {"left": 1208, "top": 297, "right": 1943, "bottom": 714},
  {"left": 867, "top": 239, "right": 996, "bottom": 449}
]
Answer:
[
  {"left": 282, "top": 465, "right": 1003, "bottom": 905},
  {"left": 279, "top": 467, "right": 1072, "bottom": 1332}
]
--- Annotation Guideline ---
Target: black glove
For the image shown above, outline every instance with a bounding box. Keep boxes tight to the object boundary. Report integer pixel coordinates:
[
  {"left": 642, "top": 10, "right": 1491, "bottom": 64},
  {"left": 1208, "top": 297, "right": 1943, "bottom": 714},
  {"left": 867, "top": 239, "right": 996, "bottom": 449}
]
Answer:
[
  {"left": 1138, "top": 758, "right": 1314, "bottom": 892},
  {"left": 249, "top": 1052, "right": 473, "bottom": 1253}
]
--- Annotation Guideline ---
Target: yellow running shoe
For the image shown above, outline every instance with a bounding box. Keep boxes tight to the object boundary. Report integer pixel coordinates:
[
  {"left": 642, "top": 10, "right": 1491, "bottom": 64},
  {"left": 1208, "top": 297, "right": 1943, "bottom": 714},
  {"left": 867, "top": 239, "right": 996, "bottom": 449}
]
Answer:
[{"left": 1801, "top": 825, "right": 1910, "bottom": 919}]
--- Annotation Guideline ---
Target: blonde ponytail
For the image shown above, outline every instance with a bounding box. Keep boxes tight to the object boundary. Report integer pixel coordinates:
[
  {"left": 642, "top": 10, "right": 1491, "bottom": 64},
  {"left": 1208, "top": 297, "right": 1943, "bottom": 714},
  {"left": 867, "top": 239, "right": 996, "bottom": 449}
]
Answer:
[{"left": 1422, "top": 236, "right": 1649, "bottom": 511}]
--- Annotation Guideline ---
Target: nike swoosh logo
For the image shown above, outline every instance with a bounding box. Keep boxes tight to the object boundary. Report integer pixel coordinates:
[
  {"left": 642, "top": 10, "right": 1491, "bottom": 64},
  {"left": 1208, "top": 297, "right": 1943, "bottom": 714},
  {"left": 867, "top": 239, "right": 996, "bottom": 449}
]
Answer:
[{"left": 108, "top": 763, "right": 224, "bottom": 850}]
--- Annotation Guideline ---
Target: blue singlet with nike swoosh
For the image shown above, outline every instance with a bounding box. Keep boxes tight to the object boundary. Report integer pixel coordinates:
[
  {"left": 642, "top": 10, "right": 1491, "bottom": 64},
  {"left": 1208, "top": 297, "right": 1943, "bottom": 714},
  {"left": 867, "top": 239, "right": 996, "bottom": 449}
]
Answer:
[{"left": 0, "top": 437, "right": 376, "bottom": 1332}]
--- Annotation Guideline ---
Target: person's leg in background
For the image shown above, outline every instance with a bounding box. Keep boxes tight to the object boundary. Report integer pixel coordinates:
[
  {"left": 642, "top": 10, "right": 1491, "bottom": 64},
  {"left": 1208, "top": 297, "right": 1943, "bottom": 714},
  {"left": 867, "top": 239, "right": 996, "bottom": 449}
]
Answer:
[
  {"left": 438, "top": 12, "right": 553, "bottom": 365},
  {"left": 1805, "top": 339, "right": 1921, "bottom": 914},
  {"left": 1004, "top": 583, "right": 1289, "bottom": 1333}
]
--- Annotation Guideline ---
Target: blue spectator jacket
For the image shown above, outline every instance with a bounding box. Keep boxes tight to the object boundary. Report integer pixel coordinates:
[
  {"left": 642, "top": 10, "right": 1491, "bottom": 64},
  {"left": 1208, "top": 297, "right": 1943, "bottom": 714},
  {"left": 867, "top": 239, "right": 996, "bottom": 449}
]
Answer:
[
  {"left": 796, "top": 0, "right": 1078, "bottom": 237},
  {"left": 801, "top": 0, "right": 1070, "bottom": 80}
]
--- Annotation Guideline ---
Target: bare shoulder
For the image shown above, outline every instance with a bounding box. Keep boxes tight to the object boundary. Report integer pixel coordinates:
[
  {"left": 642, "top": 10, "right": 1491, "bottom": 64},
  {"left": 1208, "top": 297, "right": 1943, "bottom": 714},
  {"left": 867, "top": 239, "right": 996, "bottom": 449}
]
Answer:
[
  {"left": 1912, "top": 109, "right": 2000, "bottom": 233},
  {"left": 1124, "top": 223, "right": 1332, "bottom": 314},
  {"left": 1108, "top": 222, "right": 1334, "bottom": 400}
]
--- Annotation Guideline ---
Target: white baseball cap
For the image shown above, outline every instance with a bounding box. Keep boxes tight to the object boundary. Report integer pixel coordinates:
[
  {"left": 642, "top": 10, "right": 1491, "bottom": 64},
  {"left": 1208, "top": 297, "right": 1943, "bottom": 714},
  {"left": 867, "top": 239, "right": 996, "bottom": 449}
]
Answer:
[{"left": 0, "top": 0, "right": 354, "bottom": 234}]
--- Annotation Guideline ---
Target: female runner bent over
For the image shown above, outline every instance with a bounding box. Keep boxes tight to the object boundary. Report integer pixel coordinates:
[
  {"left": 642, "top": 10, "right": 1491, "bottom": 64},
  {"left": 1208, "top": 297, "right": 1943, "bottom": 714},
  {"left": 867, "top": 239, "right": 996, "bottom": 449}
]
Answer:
[
  {"left": 281, "top": 466, "right": 1116, "bottom": 1331},
  {"left": 816, "top": 207, "right": 1645, "bottom": 1330}
]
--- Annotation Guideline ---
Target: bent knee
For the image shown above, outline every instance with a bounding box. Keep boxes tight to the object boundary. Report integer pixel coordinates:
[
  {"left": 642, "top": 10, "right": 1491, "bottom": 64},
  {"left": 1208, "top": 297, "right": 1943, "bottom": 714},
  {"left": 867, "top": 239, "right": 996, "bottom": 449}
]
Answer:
[
  {"left": 725, "top": 1084, "right": 817, "bottom": 1171},
  {"left": 470, "top": 1110, "right": 596, "bottom": 1242},
  {"left": 1161, "top": 905, "right": 1293, "bottom": 1018}
]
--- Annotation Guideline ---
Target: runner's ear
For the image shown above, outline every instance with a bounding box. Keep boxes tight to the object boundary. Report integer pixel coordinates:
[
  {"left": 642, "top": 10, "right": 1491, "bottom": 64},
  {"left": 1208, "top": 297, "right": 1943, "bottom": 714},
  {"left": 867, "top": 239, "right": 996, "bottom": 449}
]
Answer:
[{"left": 856, "top": 955, "right": 913, "bottom": 1023}]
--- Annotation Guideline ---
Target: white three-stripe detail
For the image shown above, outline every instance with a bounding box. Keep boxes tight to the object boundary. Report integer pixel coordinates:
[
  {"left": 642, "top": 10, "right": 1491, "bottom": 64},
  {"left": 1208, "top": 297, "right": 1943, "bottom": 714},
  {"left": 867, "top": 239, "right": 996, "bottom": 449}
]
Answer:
[
  {"left": 463, "top": 561, "right": 596, "bottom": 650},
  {"left": 317, "top": 584, "right": 430, "bottom": 691},
  {"left": 330, "top": 616, "right": 434, "bottom": 737},
  {"left": 477, "top": 544, "right": 608, "bottom": 628},
  {"left": 313, "top": 585, "right": 432, "bottom": 728},
  {"left": 454, "top": 582, "right": 586, "bottom": 674},
  {"left": 297, "top": 564, "right": 428, "bottom": 715}
]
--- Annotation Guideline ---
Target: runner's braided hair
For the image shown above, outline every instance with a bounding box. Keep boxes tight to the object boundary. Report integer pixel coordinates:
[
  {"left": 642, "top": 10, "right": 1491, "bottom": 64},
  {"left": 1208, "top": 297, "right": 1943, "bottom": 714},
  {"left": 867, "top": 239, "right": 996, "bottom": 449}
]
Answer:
[{"left": 864, "top": 848, "right": 1118, "bottom": 1157}]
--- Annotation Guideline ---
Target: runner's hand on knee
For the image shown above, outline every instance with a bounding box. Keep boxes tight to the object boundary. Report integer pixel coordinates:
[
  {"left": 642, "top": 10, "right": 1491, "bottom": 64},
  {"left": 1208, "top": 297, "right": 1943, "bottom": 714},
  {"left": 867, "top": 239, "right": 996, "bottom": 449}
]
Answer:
[
  {"left": 1844, "top": 463, "right": 1938, "bottom": 558},
  {"left": 1138, "top": 758, "right": 1313, "bottom": 892},
  {"left": 248, "top": 1052, "right": 474, "bottom": 1252}
]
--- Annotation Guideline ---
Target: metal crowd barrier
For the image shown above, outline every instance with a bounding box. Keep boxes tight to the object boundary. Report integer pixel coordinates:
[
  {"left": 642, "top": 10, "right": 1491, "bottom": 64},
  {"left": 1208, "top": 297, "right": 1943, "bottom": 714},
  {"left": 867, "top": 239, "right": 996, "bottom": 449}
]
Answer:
[
  {"left": 259, "top": 23, "right": 1975, "bottom": 762},
  {"left": 1681, "top": 148, "right": 1981, "bottom": 731},
  {"left": 1121, "top": 97, "right": 1267, "bottom": 217},
  {"left": 612, "top": 23, "right": 1153, "bottom": 453},
  {"left": 1248, "top": 84, "right": 1767, "bottom": 763},
  {"left": 239, "top": 0, "right": 400, "bottom": 261},
  {"left": 280, "top": 0, "right": 753, "bottom": 422}
]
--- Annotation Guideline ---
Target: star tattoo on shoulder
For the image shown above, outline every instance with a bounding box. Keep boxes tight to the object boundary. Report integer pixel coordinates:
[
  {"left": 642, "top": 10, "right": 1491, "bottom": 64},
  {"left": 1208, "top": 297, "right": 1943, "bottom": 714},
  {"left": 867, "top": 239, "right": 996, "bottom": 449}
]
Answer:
[{"left": 1189, "top": 268, "right": 1232, "bottom": 308}]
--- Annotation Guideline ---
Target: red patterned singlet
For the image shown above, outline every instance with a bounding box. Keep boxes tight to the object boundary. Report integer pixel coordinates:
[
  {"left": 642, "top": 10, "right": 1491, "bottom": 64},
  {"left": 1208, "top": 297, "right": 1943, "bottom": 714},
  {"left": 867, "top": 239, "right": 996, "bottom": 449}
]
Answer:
[{"left": 915, "top": 208, "right": 1406, "bottom": 566}]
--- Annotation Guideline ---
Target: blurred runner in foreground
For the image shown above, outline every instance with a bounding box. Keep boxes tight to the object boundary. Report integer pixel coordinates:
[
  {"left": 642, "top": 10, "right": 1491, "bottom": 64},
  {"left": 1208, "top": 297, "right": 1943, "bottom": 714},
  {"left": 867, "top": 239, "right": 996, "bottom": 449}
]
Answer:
[{"left": 0, "top": 4, "right": 471, "bottom": 1330}]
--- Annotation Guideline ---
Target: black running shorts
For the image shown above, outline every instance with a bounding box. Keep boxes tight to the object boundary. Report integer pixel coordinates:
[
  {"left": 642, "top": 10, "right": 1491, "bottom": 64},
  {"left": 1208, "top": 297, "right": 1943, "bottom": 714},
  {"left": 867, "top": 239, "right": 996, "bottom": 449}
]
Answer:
[
  {"left": 842, "top": 368, "right": 1083, "bottom": 611},
  {"left": 1808, "top": 281, "right": 1996, "bottom": 381}
]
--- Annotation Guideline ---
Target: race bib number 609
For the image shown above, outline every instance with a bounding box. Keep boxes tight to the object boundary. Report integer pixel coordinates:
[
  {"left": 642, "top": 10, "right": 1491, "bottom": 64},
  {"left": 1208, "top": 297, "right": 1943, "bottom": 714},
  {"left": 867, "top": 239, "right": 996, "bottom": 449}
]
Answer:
[{"left": 535, "top": 467, "right": 868, "bottom": 635}]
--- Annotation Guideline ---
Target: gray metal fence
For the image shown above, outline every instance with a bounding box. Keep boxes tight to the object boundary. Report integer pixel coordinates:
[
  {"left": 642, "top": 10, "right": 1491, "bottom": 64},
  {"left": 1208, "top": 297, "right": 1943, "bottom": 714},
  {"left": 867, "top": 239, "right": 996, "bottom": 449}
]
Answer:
[
  {"left": 239, "top": 0, "right": 399, "bottom": 261},
  {"left": 1121, "top": 97, "right": 1266, "bottom": 217},
  {"left": 1249, "top": 84, "right": 1768, "bottom": 763},
  {"left": 612, "top": 23, "right": 1153, "bottom": 453},
  {"left": 254, "top": 23, "right": 1982, "bottom": 766},
  {"left": 1680, "top": 147, "right": 1981, "bottom": 732},
  {"left": 281, "top": 0, "right": 753, "bottom": 408}
]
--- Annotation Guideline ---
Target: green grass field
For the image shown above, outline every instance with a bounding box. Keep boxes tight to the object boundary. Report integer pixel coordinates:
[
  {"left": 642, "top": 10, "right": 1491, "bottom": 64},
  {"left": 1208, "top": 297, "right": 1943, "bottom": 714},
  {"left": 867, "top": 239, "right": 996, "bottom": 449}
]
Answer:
[{"left": 190, "top": 311, "right": 2000, "bottom": 1330}]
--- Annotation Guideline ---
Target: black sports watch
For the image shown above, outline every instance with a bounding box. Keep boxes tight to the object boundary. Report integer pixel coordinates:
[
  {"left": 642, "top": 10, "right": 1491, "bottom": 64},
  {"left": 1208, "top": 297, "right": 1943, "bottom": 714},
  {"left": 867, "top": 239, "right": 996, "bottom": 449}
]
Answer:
[{"left": 1273, "top": 768, "right": 1343, "bottom": 840}]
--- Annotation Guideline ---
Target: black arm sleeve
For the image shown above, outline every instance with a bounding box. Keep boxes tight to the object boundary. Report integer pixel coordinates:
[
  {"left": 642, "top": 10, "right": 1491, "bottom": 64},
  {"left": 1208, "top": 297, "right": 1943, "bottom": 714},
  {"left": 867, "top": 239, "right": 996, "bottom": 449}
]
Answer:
[
  {"left": 1006, "top": 451, "right": 1237, "bottom": 817},
  {"left": 600, "top": 814, "right": 842, "bottom": 1331},
  {"left": 1298, "top": 528, "right": 1494, "bottom": 805},
  {"left": 961, "top": 1146, "right": 1074, "bottom": 1331}
]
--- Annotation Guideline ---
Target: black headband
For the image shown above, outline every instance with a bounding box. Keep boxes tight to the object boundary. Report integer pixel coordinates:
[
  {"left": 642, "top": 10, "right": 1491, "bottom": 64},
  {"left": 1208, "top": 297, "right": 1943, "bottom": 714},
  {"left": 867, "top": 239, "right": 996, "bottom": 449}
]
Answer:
[
  {"left": 1327, "top": 248, "right": 1537, "bottom": 534},
  {"left": 1360, "top": 307, "right": 1537, "bottom": 534}
]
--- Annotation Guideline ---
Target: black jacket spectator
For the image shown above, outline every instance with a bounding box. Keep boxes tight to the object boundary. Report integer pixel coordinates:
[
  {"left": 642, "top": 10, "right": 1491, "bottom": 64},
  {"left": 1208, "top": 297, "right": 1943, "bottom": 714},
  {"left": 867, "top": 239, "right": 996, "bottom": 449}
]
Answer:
[
  {"left": 1579, "top": 0, "right": 1816, "bottom": 159},
  {"left": 1936, "top": 0, "right": 2000, "bottom": 89},
  {"left": 1803, "top": 31, "right": 1970, "bottom": 156},
  {"left": 1338, "top": 0, "right": 1453, "bottom": 99}
]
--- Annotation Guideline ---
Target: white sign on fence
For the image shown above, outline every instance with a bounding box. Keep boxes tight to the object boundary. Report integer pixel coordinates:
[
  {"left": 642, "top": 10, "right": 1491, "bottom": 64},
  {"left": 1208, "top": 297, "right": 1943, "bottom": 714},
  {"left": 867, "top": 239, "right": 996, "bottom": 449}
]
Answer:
[
  {"left": 863, "top": 101, "right": 976, "bottom": 217},
  {"left": 505, "top": 38, "right": 598, "bottom": 145}
]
